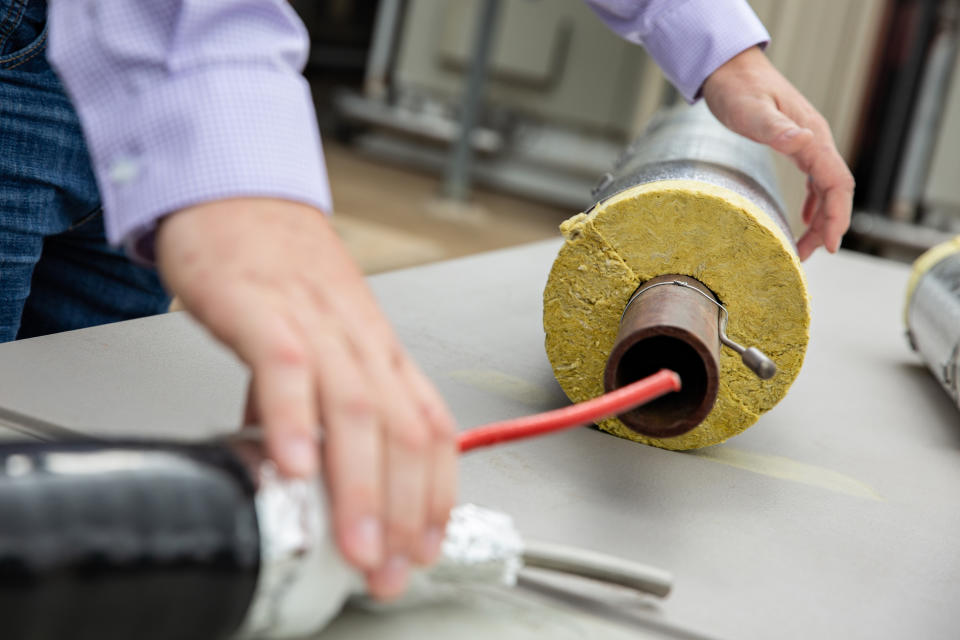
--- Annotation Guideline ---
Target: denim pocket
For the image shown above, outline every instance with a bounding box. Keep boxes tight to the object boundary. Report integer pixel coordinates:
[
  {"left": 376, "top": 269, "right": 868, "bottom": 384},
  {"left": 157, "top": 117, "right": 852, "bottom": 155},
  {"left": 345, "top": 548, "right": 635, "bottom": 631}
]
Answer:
[
  {"left": 0, "top": 0, "right": 27, "bottom": 52},
  {"left": 0, "top": 0, "right": 47, "bottom": 71}
]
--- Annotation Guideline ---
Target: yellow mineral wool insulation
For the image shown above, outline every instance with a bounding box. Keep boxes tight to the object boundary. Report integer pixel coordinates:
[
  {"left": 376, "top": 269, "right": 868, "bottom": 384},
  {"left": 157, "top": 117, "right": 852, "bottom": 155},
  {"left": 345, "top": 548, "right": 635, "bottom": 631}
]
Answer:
[{"left": 543, "top": 179, "right": 810, "bottom": 450}]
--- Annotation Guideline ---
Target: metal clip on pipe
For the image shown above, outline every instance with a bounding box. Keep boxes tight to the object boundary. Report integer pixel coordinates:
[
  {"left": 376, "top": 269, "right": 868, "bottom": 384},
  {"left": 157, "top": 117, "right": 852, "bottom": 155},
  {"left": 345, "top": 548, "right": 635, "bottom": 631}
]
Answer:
[
  {"left": 620, "top": 280, "right": 777, "bottom": 380},
  {"left": 718, "top": 317, "right": 778, "bottom": 380}
]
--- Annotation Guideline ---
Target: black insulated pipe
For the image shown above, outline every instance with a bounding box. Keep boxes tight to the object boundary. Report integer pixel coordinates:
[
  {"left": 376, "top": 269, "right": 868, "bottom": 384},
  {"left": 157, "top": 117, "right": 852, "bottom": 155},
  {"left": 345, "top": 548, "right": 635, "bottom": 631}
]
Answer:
[{"left": 0, "top": 442, "right": 260, "bottom": 640}]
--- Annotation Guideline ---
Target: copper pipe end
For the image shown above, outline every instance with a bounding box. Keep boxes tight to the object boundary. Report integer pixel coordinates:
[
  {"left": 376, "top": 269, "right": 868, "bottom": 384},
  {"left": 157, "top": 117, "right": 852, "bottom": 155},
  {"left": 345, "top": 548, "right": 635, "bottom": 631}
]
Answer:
[{"left": 603, "top": 275, "right": 720, "bottom": 438}]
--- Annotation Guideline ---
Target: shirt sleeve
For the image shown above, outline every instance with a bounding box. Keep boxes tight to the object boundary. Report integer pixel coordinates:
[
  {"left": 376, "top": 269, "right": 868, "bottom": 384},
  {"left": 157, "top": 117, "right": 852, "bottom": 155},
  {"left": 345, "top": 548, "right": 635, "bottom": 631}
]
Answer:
[
  {"left": 46, "top": 0, "right": 332, "bottom": 262},
  {"left": 583, "top": 0, "right": 770, "bottom": 103}
]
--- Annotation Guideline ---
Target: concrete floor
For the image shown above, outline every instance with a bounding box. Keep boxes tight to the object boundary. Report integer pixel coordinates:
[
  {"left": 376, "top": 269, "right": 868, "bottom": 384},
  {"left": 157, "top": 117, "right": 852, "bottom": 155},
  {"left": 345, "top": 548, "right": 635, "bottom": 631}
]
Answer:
[{"left": 325, "top": 141, "right": 574, "bottom": 274}]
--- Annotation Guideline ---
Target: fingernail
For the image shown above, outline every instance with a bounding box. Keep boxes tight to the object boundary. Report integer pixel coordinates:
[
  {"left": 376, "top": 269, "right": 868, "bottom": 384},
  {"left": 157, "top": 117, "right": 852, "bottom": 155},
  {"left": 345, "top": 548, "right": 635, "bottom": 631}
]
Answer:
[
  {"left": 368, "top": 554, "right": 410, "bottom": 601},
  {"left": 351, "top": 516, "right": 384, "bottom": 567},
  {"left": 281, "top": 435, "right": 317, "bottom": 476},
  {"left": 781, "top": 127, "right": 805, "bottom": 140},
  {"left": 383, "top": 554, "right": 409, "bottom": 590},
  {"left": 420, "top": 526, "right": 444, "bottom": 563}
]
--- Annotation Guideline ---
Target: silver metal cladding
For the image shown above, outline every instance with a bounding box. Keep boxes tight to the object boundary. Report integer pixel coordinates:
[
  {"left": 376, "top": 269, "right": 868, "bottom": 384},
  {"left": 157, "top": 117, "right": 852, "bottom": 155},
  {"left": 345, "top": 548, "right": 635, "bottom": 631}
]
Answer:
[
  {"left": 591, "top": 101, "right": 792, "bottom": 247},
  {"left": 907, "top": 252, "right": 960, "bottom": 408}
]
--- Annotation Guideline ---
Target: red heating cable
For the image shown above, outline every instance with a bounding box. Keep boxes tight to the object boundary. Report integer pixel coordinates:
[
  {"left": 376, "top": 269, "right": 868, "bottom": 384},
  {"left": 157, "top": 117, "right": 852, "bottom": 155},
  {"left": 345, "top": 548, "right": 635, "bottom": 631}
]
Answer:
[{"left": 457, "top": 369, "right": 681, "bottom": 453}]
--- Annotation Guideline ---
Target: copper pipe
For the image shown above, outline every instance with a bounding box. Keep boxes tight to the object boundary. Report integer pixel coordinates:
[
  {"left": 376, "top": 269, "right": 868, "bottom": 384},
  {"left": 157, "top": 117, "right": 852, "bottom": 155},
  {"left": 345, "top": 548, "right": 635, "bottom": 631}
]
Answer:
[{"left": 603, "top": 275, "right": 720, "bottom": 438}]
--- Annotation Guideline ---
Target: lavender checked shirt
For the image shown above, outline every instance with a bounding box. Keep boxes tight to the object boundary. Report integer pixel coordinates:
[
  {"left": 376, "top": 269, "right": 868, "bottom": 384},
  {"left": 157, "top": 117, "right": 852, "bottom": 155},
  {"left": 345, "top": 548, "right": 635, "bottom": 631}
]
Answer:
[{"left": 45, "top": 0, "right": 769, "bottom": 261}]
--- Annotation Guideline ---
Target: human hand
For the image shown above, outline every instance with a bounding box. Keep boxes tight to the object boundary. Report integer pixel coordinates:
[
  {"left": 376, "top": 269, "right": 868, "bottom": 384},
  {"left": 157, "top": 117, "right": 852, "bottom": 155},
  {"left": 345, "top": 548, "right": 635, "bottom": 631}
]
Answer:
[
  {"left": 702, "top": 46, "right": 855, "bottom": 260},
  {"left": 156, "top": 198, "right": 458, "bottom": 600}
]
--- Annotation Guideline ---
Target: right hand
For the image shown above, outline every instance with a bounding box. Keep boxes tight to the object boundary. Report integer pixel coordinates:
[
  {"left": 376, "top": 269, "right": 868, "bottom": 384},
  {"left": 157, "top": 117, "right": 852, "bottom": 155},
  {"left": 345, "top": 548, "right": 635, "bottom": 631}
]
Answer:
[
  {"left": 702, "top": 46, "right": 855, "bottom": 260},
  {"left": 156, "top": 197, "right": 458, "bottom": 600}
]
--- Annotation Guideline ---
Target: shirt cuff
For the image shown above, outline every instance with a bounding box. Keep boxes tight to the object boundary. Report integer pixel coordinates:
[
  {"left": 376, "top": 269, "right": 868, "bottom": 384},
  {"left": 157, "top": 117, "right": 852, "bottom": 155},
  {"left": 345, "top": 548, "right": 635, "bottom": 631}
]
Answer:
[
  {"left": 83, "top": 65, "right": 332, "bottom": 264},
  {"left": 640, "top": 0, "right": 769, "bottom": 102},
  {"left": 585, "top": 0, "right": 770, "bottom": 103}
]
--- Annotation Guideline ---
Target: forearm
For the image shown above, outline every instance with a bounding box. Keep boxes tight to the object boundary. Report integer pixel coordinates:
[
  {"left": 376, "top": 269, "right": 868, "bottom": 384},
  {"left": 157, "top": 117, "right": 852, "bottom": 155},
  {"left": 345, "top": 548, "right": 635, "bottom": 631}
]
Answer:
[{"left": 45, "top": 0, "right": 332, "bottom": 261}]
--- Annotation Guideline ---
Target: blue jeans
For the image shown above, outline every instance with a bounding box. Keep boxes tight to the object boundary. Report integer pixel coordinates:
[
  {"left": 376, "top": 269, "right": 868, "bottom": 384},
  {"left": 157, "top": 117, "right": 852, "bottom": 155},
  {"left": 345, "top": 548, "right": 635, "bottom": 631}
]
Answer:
[{"left": 0, "top": 0, "right": 170, "bottom": 342}]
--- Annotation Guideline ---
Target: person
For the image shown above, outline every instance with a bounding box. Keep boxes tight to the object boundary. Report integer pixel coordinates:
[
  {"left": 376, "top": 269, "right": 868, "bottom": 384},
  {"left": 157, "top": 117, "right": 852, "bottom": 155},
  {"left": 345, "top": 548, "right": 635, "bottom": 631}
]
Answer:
[{"left": 0, "top": 0, "right": 853, "bottom": 599}]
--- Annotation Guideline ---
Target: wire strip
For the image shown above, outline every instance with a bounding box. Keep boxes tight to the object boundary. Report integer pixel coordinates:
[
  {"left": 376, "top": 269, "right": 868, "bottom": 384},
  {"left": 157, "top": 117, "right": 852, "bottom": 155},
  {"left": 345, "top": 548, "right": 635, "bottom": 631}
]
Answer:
[{"left": 457, "top": 369, "right": 681, "bottom": 453}]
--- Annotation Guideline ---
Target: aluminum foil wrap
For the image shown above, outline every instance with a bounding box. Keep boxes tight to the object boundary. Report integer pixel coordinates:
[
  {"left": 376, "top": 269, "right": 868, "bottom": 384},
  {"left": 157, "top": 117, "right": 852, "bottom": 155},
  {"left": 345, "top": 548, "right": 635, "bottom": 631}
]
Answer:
[
  {"left": 237, "top": 452, "right": 524, "bottom": 637},
  {"left": 417, "top": 502, "right": 523, "bottom": 587},
  {"left": 237, "top": 463, "right": 358, "bottom": 639},
  {"left": 907, "top": 251, "right": 960, "bottom": 407},
  {"left": 354, "top": 503, "right": 524, "bottom": 611}
]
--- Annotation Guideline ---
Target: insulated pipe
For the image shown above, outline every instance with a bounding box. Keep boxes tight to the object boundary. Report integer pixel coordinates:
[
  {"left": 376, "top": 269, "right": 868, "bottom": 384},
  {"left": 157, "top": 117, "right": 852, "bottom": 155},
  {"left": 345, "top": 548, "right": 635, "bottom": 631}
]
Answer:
[
  {"left": 594, "top": 108, "right": 780, "bottom": 433},
  {"left": 0, "top": 436, "right": 677, "bottom": 638},
  {"left": 544, "top": 102, "right": 807, "bottom": 450},
  {"left": 905, "top": 237, "right": 960, "bottom": 409},
  {"left": 604, "top": 275, "right": 720, "bottom": 438},
  {"left": 0, "top": 440, "right": 518, "bottom": 640},
  {"left": 0, "top": 442, "right": 260, "bottom": 640}
]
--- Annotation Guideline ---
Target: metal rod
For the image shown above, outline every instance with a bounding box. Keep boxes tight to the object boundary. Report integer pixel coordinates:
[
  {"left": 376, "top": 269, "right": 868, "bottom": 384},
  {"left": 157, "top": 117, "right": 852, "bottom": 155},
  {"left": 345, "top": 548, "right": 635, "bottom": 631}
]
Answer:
[
  {"left": 522, "top": 540, "right": 672, "bottom": 598},
  {"left": 364, "top": 0, "right": 405, "bottom": 100},
  {"left": 604, "top": 275, "right": 720, "bottom": 438},
  {"left": 0, "top": 405, "right": 93, "bottom": 442},
  {"left": 441, "top": 0, "right": 502, "bottom": 201},
  {"left": 718, "top": 312, "right": 777, "bottom": 380},
  {"left": 890, "top": 1, "right": 960, "bottom": 221}
]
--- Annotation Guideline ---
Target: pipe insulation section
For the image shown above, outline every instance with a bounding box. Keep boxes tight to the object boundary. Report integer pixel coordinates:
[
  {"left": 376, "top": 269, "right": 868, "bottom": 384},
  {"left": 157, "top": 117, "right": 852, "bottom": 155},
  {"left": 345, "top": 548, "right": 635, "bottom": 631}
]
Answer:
[
  {"left": 0, "top": 441, "right": 522, "bottom": 639},
  {"left": 0, "top": 442, "right": 260, "bottom": 640},
  {"left": 905, "top": 236, "right": 960, "bottom": 409},
  {"left": 543, "top": 103, "right": 811, "bottom": 449},
  {"left": 0, "top": 440, "right": 674, "bottom": 638}
]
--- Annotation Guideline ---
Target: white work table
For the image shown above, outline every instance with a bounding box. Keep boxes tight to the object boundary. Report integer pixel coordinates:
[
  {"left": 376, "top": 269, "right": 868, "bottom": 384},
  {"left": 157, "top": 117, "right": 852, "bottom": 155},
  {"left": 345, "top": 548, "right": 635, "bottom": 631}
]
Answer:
[{"left": 0, "top": 240, "right": 957, "bottom": 640}]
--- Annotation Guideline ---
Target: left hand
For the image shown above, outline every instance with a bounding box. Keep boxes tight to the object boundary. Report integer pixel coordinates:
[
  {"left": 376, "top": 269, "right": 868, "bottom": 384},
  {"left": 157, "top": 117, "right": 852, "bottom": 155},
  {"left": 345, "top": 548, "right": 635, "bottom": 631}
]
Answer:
[
  {"left": 702, "top": 46, "right": 855, "bottom": 261},
  {"left": 156, "top": 198, "right": 459, "bottom": 601}
]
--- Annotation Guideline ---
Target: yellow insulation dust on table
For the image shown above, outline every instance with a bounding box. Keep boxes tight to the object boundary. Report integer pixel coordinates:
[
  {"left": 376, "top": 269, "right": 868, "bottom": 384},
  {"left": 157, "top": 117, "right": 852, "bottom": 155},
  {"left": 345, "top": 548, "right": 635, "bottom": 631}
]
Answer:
[{"left": 543, "top": 179, "right": 810, "bottom": 449}]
